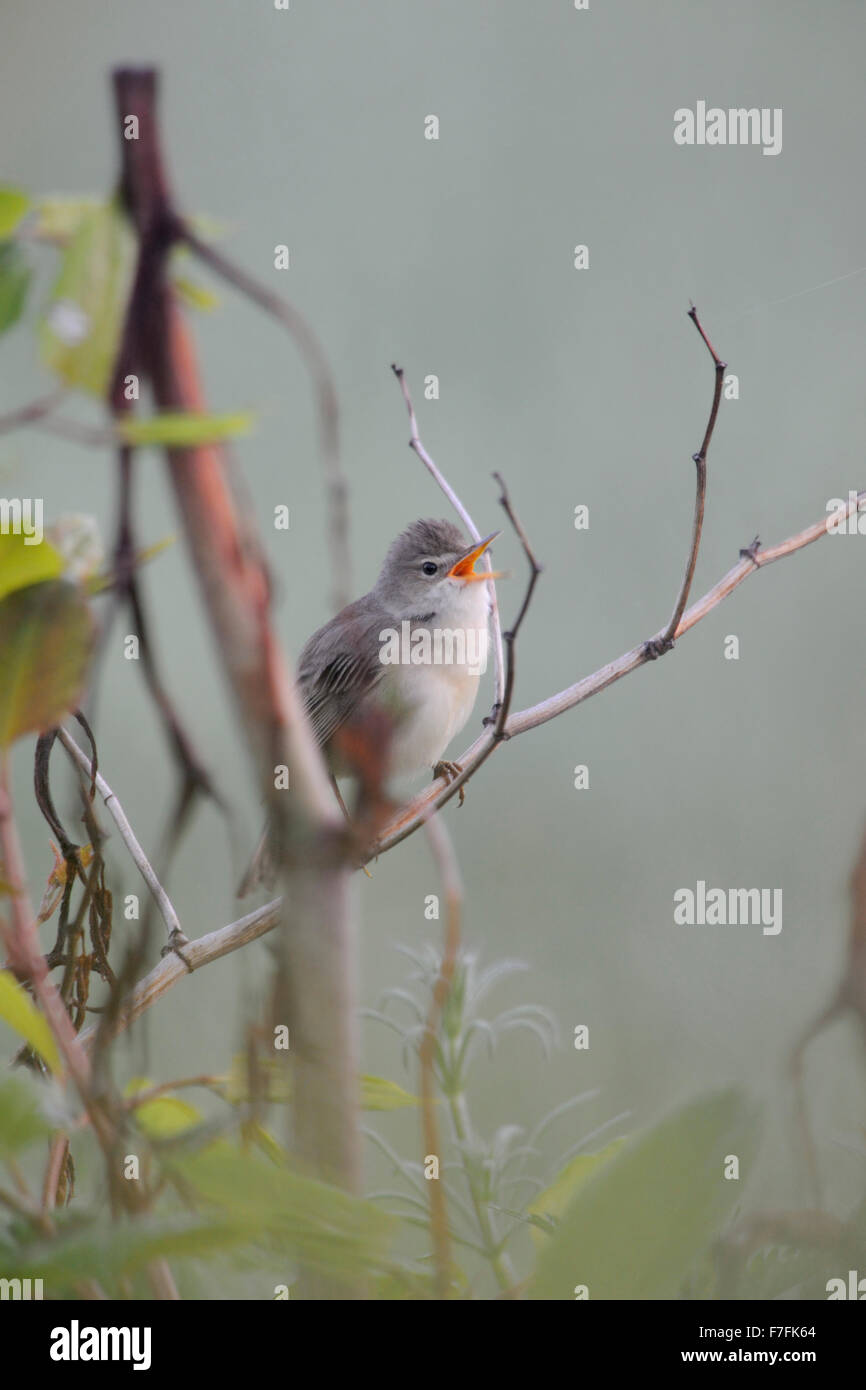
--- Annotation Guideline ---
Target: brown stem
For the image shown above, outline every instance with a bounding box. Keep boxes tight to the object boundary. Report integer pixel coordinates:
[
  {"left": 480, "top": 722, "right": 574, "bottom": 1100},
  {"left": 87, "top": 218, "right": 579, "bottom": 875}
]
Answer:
[
  {"left": 109, "top": 70, "right": 361, "bottom": 1270},
  {"left": 419, "top": 814, "right": 462, "bottom": 1297}
]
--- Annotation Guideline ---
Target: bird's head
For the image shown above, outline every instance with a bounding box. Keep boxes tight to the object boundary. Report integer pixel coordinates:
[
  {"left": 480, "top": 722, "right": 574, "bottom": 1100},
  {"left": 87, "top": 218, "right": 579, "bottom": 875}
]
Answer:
[{"left": 374, "top": 518, "right": 503, "bottom": 618}]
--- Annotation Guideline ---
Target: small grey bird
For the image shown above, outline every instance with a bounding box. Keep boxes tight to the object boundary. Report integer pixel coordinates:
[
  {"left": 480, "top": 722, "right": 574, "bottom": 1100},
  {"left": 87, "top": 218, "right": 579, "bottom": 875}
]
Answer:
[{"left": 238, "top": 518, "right": 502, "bottom": 894}]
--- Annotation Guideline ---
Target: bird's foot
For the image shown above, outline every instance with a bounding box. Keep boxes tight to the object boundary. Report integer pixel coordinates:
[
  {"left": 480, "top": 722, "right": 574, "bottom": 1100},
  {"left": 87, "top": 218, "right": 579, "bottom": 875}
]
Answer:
[{"left": 433, "top": 760, "right": 465, "bottom": 806}]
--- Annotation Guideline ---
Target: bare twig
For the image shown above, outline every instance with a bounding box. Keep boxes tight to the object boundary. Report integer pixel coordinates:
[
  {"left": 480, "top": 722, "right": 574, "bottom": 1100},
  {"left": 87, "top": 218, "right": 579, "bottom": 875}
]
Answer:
[
  {"left": 0, "top": 390, "right": 67, "bottom": 435},
  {"left": 391, "top": 364, "right": 506, "bottom": 709},
  {"left": 0, "top": 752, "right": 112, "bottom": 1151},
  {"left": 57, "top": 726, "right": 188, "bottom": 952},
  {"left": 369, "top": 470, "right": 541, "bottom": 851},
  {"left": 77, "top": 897, "right": 283, "bottom": 1049},
  {"left": 491, "top": 471, "right": 542, "bottom": 739},
  {"left": 180, "top": 224, "right": 351, "bottom": 612},
  {"left": 371, "top": 486, "right": 865, "bottom": 857},
  {"left": 649, "top": 304, "right": 725, "bottom": 655},
  {"left": 62, "top": 485, "right": 866, "bottom": 1183}
]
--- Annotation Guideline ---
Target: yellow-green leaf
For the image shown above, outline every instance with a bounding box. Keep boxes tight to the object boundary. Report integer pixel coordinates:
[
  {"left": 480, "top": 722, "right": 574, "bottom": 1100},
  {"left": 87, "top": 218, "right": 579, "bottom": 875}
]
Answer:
[
  {"left": 0, "top": 187, "right": 30, "bottom": 238},
  {"left": 39, "top": 199, "right": 135, "bottom": 396},
  {"left": 361, "top": 1075, "right": 421, "bottom": 1110},
  {"left": 530, "top": 1087, "right": 761, "bottom": 1300},
  {"left": 0, "top": 242, "right": 33, "bottom": 334},
  {"left": 0, "top": 579, "right": 94, "bottom": 747},
  {"left": 528, "top": 1138, "right": 627, "bottom": 1240},
  {"left": 134, "top": 1095, "right": 203, "bottom": 1139},
  {"left": 172, "top": 275, "right": 219, "bottom": 312},
  {"left": 118, "top": 410, "right": 254, "bottom": 448},
  {"left": 30, "top": 196, "right": 99, "bottom": 243},
  {"left": 0, "top": 971, "right": 62, "bottom": 1075},
  {"left": 218, "top": 1055, "right": 419, "bottom": 1111},
  {"left": 124, "top": 1078, "right": 203, "bottom": 1139},
  {"left": 0, "top": 530, "right": 64, "bottom": 602}
]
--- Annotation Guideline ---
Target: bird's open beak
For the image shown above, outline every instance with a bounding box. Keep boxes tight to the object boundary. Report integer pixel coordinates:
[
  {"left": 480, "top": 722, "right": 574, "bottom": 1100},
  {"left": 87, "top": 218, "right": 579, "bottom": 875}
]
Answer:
[{"left": 447, "top": 531, "right": 504, "bottom": 582}]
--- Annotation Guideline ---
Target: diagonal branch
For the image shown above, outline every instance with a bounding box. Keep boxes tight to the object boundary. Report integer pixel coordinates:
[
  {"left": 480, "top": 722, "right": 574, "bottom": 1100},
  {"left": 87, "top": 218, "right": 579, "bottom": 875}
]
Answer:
[
  {"left": 372, "top": 485, "right": 865, "bottom": 856},
  {"left": 77, "top": 897, "right": 283, "bottom": 1050},
  {"left": 57, "top": 726, "right": 188, "bottom": 955}
]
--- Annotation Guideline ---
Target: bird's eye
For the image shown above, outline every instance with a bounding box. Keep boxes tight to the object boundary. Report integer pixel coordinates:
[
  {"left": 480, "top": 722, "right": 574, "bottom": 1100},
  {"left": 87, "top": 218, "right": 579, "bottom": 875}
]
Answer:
[{"left": 421, "top": 561, "right": 438, "bottom": 576}]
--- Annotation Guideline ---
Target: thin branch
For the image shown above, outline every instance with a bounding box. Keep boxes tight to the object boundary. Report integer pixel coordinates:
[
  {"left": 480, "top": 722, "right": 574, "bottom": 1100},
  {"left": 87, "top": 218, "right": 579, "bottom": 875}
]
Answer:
[
  {"left": 490, "top": 471, "right": 543, "bottom": 739},
  {"left": 77, "top": 897, "right": 283, "bottom": 1049},
  {"left": 391, "top": 363, "right": 506, "bottom": 709},
  {"left": 79, "top": 489, "right": 866, "bottom": 1065},
  {"left": 367, "top": 470, "right": 541, "bottom": 852},
  {"left": 371, "top": 486, "right": 866, "bottom": 857},
  {"left": 57, "top": 726, "right": 188, "bottom": 953},
  {"left": 179, "top": 224, "right": 351, "bottom": 613},
  {"left": 0, "top": 390, "right": 67, "bottom": 435},
  {"left": 650, "top": 304, "right": 726, "bottom": 655},
  {"left": 0, "top": 752, "right": 113, "bottom": 1153}
]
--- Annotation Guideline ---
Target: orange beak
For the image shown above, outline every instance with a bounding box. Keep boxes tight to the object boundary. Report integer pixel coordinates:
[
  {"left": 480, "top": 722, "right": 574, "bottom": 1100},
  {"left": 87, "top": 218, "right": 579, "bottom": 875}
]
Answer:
[{"left": 447, "top": 531, "right": 504, "bottom": 582}]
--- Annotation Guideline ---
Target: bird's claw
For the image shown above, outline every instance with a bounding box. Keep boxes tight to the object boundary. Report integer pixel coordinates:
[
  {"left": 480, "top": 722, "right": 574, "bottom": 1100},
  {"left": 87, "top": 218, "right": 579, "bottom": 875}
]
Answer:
[{"left": 433, "top": 760, "right": 466, "bottom": 806}]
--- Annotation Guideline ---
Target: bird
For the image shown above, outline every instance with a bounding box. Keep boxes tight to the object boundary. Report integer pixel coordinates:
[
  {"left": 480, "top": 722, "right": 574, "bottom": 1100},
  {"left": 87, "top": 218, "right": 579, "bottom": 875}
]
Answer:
[{"left": 238, "top": 518, "right": 502, "bottom": 894}]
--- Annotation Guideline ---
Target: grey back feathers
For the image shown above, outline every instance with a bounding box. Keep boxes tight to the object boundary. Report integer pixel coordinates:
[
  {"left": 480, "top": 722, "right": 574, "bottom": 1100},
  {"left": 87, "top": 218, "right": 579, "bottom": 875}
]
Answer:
[{"left": 297, "top": 596, "right": 388, "bottom": 749}]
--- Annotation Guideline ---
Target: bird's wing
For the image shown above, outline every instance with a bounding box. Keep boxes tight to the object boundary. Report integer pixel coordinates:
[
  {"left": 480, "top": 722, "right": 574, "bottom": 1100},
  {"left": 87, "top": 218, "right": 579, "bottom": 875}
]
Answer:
[{"left": 298, "top": 603, "right": 389, "bottom": 750}]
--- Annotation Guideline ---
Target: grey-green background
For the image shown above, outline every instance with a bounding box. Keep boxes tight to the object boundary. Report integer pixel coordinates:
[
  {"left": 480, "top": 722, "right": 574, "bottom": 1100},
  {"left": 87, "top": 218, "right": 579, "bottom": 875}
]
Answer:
[{"left": 3, "top": 0, "right": 865, "bottom": 1240}]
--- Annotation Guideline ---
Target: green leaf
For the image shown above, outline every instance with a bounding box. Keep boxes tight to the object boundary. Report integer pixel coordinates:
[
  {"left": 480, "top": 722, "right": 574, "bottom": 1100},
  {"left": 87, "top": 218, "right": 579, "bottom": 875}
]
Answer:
[
  {"left": 0, "top": 972, "right": 62, "bottom": 1076},
  {"left": 530, "top": 1087, "right": 761, "bottom": 1301},
  {"left": 0, "top": 188, "right": 30, "bottom": 238},
  {"left": 0, "top": 531, "right": 64, "bottom": 603},
  {"left": 169, "top": 1142, "right": 395, "bottom": 1283},
  {"left": 528, "top": 1138, "right": 626, "bottom": 1240},
  {"left": 30, "top": 196, "right": 98, "bottom": 243},
  {"left": 118, "top": 410, "right": 254, "bottom": 448},
  {"left": 13, "top": 1212, "right": 252, "bottom": 1294},
  {"left": 0, "top": 1075, "right": 55, "bottom": 1158},
  {"left": 39, "top": 199, "right": 135, "bottom": 396},
  {"left": 0, "top": 242, "right": 33, "bottom": 335},
  {"left": 123, "top": 1077, "right": 203, "bottom": 1139},
  {"left": 0, "top": 579, "right": 94, "bottom": 747},
  {"left": 361, "top": 1075, "right": 421, "bottom": 1111},
  {"left": 218, "top": 1055, "right": 418, "bottom": 1111},
  {"left": 172, "top": 275, "right": 219, "bottom": 312}
]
